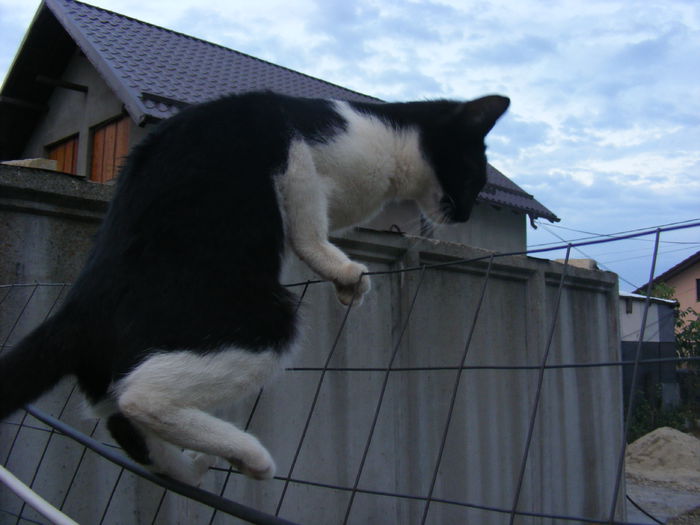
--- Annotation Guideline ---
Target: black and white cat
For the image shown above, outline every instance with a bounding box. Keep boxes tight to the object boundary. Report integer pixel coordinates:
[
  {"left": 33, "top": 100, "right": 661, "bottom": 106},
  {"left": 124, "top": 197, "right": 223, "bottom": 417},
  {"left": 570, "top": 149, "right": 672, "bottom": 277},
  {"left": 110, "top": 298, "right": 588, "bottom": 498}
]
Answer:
[{"left": 0, "top": 91, "right": 509, "bottom": 483}]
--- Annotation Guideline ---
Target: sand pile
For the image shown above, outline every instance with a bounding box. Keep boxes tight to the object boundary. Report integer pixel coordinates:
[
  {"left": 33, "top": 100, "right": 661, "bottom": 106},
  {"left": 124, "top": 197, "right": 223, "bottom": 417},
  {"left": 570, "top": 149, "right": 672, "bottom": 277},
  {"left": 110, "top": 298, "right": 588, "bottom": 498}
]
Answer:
[{"left": 626, "top": 427, "right": 700, "bottom": 491}]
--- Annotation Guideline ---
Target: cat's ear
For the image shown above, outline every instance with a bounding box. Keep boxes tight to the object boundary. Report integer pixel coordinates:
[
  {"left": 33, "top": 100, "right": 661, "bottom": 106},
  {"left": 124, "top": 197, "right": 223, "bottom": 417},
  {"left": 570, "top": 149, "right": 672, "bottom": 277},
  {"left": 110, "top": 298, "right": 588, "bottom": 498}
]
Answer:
[{"left": 459, "top": 95, "right": 510, "bottom": 136}]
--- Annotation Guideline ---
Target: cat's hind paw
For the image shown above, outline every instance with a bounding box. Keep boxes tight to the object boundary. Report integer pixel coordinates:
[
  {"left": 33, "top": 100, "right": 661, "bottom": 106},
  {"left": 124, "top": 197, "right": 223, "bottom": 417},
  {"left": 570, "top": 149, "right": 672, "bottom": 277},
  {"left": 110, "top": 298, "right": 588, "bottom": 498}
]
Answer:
[
  {"left": 186, "top": 451, "right": 218, "bottom": 482},
  {"left": 151, "top": 450, "right": 217, "bottom": 486}
]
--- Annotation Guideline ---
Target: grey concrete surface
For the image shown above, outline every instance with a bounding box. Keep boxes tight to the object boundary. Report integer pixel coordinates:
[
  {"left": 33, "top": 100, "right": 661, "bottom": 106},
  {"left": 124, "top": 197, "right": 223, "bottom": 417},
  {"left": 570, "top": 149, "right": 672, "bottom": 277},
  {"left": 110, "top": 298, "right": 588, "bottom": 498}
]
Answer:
[{"left": 626, "top": 478, "right": 700, "bottom": 524}]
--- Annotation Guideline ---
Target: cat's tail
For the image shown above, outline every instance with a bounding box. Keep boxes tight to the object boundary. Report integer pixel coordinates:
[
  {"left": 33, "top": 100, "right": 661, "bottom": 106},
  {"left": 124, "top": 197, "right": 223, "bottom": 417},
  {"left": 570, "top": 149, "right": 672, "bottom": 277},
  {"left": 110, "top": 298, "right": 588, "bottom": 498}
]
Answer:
[{"left": 0, "top": 313, "right": 77, "bottom": 420}]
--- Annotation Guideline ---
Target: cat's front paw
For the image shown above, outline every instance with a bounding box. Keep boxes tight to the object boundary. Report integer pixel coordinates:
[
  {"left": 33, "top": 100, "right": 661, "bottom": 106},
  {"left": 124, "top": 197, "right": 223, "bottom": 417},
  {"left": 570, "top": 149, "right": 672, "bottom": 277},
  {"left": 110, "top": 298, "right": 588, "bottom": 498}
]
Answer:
[
  {"left": 229, "top": 447, "right": 276, "bottom": 480},
  {"left": 334, "top": 262, "right": 371, "bottom": 305}
]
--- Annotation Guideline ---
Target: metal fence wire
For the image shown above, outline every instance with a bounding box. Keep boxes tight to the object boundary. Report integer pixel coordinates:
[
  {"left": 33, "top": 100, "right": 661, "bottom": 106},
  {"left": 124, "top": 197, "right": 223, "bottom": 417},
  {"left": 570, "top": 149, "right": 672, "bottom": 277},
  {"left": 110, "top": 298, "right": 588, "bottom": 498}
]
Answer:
[{"left": 1, "top": 221, "right": 699, "bottom": 525}]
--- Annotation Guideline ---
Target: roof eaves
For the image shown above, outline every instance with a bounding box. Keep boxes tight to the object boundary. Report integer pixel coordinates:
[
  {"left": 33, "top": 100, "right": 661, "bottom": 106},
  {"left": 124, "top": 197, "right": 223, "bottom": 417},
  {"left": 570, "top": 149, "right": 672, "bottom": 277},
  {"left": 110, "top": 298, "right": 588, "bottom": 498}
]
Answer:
[
  {"left": 632, "top": 250, "right": 700, "bottom": 294},
  {"left": 476, "top": 193, "right": 560, "bottom": 223},
  {"left": 619, "top": 291, "right": 678, "bottom": 306},
  {"left": 478, "top": 172, "right": 559, "bottom": 222},
  {"left": 651, "top": 250, "right": 700, "bottom": 285},
  {"left": 480, "top": 164, "right": 559, "bottom": 222},
  {"left": 0, "top": 3, "right": 46, "bottom": 94},
  {"left": 45, "top": 0, "right": 150, "bottom": 125}
]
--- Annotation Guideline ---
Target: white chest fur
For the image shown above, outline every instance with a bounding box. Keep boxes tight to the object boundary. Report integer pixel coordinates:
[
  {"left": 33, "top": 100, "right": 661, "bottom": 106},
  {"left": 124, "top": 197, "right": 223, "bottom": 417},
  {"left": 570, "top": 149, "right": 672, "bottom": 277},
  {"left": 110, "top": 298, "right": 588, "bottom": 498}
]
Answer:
[
  {"left": 309, "top": 101, "right": 437, "bottom": 231},
  {"left": 274, "top": 100, "right": 441, "bottom": 306}
]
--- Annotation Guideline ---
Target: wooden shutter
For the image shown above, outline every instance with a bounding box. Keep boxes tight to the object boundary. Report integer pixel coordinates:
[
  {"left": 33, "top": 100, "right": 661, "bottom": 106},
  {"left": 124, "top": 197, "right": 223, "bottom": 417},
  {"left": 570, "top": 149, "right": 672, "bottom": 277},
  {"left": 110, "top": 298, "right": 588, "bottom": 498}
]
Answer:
[
  {"left": 47, "top": 135, "right": 79, "bottom": 174},
  {"left": 91, "top": 116, "right": 130, "bottom": 183}
]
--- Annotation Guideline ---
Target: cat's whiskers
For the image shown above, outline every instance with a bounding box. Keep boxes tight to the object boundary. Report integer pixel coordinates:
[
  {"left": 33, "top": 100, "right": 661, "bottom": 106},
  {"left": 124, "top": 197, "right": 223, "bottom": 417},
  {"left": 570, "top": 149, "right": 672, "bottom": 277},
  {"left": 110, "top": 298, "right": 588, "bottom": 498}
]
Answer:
[{"left": 378, "top": 208, "right": 450, "bottom": 256}]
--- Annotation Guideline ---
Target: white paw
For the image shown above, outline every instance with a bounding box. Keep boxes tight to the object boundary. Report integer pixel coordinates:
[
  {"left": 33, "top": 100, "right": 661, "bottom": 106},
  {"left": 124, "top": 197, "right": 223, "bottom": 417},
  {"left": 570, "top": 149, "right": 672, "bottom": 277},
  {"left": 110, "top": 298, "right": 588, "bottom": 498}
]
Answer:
[
  {"left": 186, "top": 451, "right": 217, "bottom": 481},
  {"left": 229, "top": 446, "right": 276, "bottom": 480},
  {"left": 334, "top": 262, "right": 371, "bottom": 305},
  {"left": 151, "top": 450, "right": 216, "bottom": 486}
]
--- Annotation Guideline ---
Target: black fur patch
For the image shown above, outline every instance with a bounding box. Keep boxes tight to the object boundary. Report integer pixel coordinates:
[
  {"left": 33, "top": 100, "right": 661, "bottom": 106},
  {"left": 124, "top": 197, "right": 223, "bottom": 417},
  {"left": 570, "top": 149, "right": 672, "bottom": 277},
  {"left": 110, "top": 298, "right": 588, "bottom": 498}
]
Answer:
[
  {"left": 64, "top": 92, "right": 323, "bottom": 400},
  {"left": 107, "top": 413, "right": 151, "bottom": 465}
]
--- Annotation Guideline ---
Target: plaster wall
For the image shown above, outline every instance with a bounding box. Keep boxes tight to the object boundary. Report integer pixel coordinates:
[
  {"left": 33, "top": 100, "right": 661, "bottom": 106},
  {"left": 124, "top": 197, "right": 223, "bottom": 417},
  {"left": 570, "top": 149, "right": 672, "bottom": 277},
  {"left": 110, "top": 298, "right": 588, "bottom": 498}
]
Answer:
[
  {"left": 664, "top": 263, "right": 700, "bottom": 314},
  {"left": 367, "top": 199, "right": 526, "bottom": 253},
  {"left": 20, "top": 51, "right": 151, "bottom": 177}
]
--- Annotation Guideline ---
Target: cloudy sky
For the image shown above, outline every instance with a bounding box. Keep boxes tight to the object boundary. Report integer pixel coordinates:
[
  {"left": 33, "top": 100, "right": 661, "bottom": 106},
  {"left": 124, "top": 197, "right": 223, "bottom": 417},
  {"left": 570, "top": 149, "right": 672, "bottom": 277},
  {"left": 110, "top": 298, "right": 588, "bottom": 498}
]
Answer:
[{"left": 1, "top": 0, "right": 699, "bottom": 291}]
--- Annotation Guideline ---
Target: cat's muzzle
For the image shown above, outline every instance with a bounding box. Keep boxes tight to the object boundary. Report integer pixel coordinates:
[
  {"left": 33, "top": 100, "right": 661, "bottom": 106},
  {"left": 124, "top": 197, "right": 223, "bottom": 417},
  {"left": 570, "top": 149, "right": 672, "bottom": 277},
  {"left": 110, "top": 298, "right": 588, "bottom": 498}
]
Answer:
[{"left": 440, "top": 197, "right": 471, "bottom": 223}]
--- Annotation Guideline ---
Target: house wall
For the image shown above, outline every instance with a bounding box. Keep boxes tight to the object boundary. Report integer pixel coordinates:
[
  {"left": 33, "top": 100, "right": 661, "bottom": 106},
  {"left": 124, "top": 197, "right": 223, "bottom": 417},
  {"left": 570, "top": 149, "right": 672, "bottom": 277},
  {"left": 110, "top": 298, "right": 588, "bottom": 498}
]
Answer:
[
  {"left": 619, "top": 294, "right": 676, "bottom": 344},
  {"left": 362, "top": 197, "right": 526, "bottom": 253},
  {"left": 20, "top": 50, "right": 150, "bottom": 177},
  {"left": 663, "top": 261, "right": 700, "bottom": 314},
  {"left": 0, "top": 165, "right": 626, "bottom": 524},
  {"left": 619, "top": 294, "right": 679, "bottom": 408}
]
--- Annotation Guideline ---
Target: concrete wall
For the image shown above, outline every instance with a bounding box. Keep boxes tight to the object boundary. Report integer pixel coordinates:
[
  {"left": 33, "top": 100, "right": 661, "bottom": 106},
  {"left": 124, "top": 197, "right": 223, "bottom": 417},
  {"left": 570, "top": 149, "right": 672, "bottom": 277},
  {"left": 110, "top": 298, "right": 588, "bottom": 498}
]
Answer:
[
  {"left": 0, "top": 164, "right": 110, "bottom": 284},
  {"left": 0, "top": 165, "right": 626, "bottom": 524}
]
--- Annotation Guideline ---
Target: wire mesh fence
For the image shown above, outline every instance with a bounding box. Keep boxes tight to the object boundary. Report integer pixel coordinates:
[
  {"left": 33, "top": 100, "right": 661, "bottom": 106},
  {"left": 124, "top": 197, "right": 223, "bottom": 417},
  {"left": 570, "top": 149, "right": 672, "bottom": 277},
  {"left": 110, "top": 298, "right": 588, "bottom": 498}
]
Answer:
[{"left": 1, "top": 221, "right": 698, "bottom": 525}]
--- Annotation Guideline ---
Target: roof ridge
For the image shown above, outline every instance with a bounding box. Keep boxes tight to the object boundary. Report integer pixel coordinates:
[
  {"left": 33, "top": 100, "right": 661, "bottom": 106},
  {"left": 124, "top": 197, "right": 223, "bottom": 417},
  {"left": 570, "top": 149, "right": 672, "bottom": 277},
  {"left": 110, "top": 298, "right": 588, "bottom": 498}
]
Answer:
[{"left": 54, "top": 0, "right": 380, "bottom": 103}]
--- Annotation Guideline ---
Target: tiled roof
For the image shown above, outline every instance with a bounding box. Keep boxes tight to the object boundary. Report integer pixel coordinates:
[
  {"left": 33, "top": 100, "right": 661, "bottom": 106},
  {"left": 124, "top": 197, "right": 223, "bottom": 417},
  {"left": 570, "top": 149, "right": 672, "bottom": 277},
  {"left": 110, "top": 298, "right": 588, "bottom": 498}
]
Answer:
[
  {"left": 8, "top": 0, "right": 558, "bottom": 222},
  {"left": 481, "top": 164, "right": 558, "bottom": 222},
  {"left": 46, "top": 0, "right": 379, "bottom": 123}
]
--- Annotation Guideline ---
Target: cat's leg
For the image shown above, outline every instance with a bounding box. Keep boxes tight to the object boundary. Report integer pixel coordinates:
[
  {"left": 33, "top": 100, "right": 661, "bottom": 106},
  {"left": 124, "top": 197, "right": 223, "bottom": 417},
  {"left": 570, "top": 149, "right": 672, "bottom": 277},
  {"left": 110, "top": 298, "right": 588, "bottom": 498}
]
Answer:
[
  {"left": 105, "top": 409, "right": 216, "bottom": 485},
  {"left": 114, "top": 349, "right": 281, "bottom": 481},
  {"left": 277, "top": 141, "right": 371, "bottom": 305},
  {"left": 139, "top": 426, "right": 217, "bottom": 484}
]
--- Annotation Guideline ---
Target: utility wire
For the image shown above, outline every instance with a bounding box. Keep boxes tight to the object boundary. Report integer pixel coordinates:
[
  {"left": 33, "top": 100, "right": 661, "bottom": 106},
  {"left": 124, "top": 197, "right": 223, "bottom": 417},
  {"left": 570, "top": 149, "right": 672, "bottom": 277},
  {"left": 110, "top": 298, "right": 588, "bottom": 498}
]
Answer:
[
  {"left": 599, "top": 244, "right": 699, "bottom": 265},
  {"left": 539, "top": 223, "right": 642, "bottom": 290},
  {"left": 530, "top": 217, "right": 700, "bottom": 248}
]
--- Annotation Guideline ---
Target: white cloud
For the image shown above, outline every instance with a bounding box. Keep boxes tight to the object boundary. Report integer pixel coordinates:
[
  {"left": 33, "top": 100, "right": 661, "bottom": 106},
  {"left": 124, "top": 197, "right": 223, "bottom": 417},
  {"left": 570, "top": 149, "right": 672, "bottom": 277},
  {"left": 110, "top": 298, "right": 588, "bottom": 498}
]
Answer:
[
  {"left": 589, "top": 152, "right": 700, "bottom": 189},
  {"left": 587, "top": 125, "right": 681, "bottom": 149}
]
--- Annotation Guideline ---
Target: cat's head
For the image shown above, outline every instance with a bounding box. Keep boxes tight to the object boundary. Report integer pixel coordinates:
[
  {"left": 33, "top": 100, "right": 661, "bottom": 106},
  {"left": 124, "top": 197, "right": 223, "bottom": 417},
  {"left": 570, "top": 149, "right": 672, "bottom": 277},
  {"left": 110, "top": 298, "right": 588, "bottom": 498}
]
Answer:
[{"left": 418, "top": 95, "right": 510, "bottom": 224}]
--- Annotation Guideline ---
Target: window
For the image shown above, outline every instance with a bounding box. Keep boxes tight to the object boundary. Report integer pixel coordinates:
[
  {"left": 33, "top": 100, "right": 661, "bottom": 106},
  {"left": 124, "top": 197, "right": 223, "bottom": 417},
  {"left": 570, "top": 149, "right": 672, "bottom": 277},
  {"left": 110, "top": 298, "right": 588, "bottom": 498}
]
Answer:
[
  {"left": 696, "top": 278, "right": 700, "bottom": 302},
  {"left": 91, "top": 116, "right": 130, "bottom": 183},
  {"left": 47, "top": 135, "right": 79, "bottom": 174}
]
